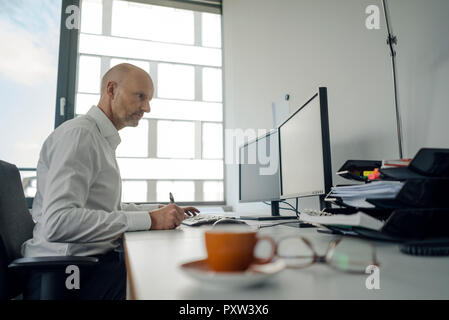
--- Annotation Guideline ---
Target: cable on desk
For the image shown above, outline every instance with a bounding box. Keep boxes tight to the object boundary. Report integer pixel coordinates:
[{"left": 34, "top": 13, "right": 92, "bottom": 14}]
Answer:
[
  {"left": 262, "top": 200, "right": 299, "bottom": 215},
  {"left": 258, "top": 220, "right": 300, "bottom": 229},
  {"left": 295, "top": 198, "right": 299, "bottom": 218}
]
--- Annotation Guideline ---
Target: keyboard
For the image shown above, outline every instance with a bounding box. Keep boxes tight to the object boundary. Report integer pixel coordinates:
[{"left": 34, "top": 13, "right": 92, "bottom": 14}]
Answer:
[{"left": 182, "top": 215, "right": 235, "bottom": 226}]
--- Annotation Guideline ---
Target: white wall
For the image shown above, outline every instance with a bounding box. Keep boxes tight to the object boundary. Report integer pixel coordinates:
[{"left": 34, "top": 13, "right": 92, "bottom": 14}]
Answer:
[
  {"left": 222, "top": 0, "right": 449, "bottom": 212},
  {"left": 389, "top": 0, "right": 449, "bottom": 156}
]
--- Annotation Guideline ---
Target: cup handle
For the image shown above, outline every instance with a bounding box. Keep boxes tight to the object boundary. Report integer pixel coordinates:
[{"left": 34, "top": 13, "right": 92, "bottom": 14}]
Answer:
[{"left": 253, "top": 235, "right": 277, "bottom": 265}]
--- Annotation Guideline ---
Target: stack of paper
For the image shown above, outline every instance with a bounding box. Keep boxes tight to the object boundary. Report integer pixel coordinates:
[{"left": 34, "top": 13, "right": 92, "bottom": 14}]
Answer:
[
  {"left": 299, "top": 211, "right": 384, "bottom": 231},
  {"left": 327, "top": 181, "right": 404, "bottom": 208}
]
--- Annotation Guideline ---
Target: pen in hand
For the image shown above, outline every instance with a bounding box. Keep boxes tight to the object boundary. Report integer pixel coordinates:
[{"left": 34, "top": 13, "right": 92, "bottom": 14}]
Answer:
[{"left": 170, "top": 192, "right": 199, "bottom": 217}]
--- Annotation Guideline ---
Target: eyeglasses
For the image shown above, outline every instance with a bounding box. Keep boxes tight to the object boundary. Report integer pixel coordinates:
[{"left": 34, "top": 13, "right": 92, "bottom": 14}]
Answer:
[{"left": 276, "top": 236, "right": 379, "bottom": 274}]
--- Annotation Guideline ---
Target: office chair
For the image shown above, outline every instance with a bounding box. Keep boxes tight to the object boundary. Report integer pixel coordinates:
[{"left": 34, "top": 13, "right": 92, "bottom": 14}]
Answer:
[{"left": 0, "top": 160, "right": 98, "bottom": 300}]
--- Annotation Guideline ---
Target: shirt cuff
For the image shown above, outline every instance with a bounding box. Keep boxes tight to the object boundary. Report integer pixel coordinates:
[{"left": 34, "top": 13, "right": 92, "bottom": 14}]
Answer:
[{"left": 124, "top": 211, "right": 152, "bottom": 231}]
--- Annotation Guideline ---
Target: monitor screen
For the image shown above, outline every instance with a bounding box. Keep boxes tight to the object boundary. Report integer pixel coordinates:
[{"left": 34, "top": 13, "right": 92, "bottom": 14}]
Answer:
[
  {"left": 279, "top": 89, "right": 332, "bottom": 199},
  {"left": 239, "top": 130, "right": 280, "bottom": 202}
]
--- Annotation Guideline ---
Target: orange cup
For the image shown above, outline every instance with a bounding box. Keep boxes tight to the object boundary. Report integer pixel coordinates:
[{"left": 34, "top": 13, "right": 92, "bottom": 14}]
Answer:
[{"left": 205, "top": 226, "right": 277, "bottom": 272}]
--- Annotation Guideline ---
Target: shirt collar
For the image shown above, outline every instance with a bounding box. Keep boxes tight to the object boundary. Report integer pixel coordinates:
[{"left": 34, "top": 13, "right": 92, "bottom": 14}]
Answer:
[{"left": 86, "top": 105, "right": 121, "bottom": 150}]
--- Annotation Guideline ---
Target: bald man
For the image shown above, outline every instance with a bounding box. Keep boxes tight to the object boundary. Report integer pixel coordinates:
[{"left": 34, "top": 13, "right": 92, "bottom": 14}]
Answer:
[{"left": 22, "top": 64, "right": 198, "bottom": 300}]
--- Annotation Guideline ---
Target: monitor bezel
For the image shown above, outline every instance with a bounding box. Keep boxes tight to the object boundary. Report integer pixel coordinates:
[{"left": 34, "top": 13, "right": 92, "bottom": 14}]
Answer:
[
  {"left": 238, "top": 129, "right": 281, "bottom": 203},
  {"left": 278, "top": 87, "right": 333, "bottom": 200}
]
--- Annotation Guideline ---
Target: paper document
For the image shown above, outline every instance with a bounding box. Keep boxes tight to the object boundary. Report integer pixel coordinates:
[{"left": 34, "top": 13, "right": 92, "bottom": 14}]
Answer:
[
  {"left": 328, "top": 181, "right": 404, "bottom": 208},
  {"left": 330, "top": 181, "right": 404, "bottom": 197},
  {"left": 299, "top": 211, "right": 384, "bottom": 231},
  {"left": 339, "top": 199, "right": 376, "bottom": 208},
  {"left": 272, "top": 100, "right": 290, "bottom": 128}
]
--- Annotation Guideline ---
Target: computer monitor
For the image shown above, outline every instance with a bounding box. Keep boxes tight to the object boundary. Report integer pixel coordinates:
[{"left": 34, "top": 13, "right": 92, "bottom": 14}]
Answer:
[
  {"left": 239, "top": 129, "right": 285, "bottom": 217},
  {"left": 278, "top": 87, "right": 332, "bottom": 208}
]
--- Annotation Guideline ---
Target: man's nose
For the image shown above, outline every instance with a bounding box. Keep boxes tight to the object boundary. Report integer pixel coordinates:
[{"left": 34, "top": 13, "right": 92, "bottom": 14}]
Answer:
[{"left": 143, "top": 101, "right": 150, "bottom": 113}]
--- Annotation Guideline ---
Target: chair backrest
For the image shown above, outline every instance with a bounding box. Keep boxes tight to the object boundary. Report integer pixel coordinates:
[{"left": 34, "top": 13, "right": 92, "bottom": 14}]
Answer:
[
  {"left": 0, "top": 235, "right": 9, "bottom": 299},
  {"left": 0, "top": 160, "right": 35, "bottom": 263}
]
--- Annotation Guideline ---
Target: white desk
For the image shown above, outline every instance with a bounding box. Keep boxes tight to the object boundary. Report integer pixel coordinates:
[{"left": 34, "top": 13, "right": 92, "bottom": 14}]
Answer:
[{"left": 124, "top": 222, "right": 449, "bottom": 300}]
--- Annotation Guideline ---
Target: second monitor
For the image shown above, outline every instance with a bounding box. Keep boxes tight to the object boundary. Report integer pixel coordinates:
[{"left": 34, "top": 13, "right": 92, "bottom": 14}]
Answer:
[
  {"left": 278, "top": 87, "right": 333, "bottom": 208},
  {"left": 239, "top": 129, "right": 285, "bottom": 217}
]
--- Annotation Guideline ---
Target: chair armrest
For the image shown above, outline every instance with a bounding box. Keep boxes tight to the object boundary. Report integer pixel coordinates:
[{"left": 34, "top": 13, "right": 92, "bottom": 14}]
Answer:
[{"left": 8, "top": 256, "right": 99, "bottom": 270}]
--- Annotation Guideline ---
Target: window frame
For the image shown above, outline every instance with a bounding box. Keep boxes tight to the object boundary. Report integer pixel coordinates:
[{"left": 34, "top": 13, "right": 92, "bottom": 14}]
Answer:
[{"left": 55, "top": 0, "right": 81, "bottom": 128}]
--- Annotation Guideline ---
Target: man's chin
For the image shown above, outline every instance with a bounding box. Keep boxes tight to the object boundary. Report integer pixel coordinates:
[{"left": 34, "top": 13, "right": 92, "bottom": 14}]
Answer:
[
  {"left": 123, "top": 114, "right": 143, "bottom": 127},
  {"left": 125, "top": 120, "right": 140, "bottom": 128}
]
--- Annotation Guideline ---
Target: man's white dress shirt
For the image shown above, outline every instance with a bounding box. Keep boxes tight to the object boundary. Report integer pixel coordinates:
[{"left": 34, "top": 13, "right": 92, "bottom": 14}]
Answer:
[{"left": 22, "top": 106, "right": 155, "bottom": 257}]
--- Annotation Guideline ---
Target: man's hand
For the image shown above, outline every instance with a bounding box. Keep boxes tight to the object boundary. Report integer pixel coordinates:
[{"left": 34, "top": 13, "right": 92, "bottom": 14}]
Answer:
[
  {"left": 183, "top": 206, "right": 200, "bottom": 217},
  {"left": 157, "top": 204, "right": 200, "bottom": 218},
  {"left": 149, "top": 204, "right": 199, "bottom": 230}
]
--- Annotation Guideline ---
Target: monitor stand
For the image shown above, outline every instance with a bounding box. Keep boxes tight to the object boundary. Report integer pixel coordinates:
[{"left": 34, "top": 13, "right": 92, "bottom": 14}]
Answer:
[{"left": 238, "top": 201, "right": 298, "bottom": 221}]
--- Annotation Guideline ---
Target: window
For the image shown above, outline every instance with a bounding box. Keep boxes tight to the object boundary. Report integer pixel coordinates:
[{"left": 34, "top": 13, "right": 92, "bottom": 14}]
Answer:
[
  {"left": 116, "top": 120, "right": 149, "bottom": 158},
  {"left": 202, "top": 67, "right": 222, "bottom": 102},
  {"left": 203, "top": 181, "right": 224, "bottom": 202},
  {"left": 111, "top": 1, "right": 194, "bottom": 45},
  {"left": 157, "top": 121, "right": 195, "bottom": 159},
  {"left": 202, "top": 123, "right": 223, "bottom": 159},
  {"left": 121, "top": 180, "right": 147, "bottom": 203},
  {"left": 76, "top": 0, "right": 224, "bottom": 203},
  {"left": 157, "top": 63, "right": 195, "bottom": 100},
  {"left": 156, "top": 181, "right": 195, "bottom": 202},
  {"left": 77, "top": 55, "right": 101, "bottom": 93},
  {"left": 0, "top": 0, "right": 62, "bottom": 198}
]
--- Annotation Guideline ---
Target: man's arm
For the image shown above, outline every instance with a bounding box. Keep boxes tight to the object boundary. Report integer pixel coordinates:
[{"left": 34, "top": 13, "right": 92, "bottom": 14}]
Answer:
[{"left": 121, "top": 203, "right": 159, "bottom": 212}]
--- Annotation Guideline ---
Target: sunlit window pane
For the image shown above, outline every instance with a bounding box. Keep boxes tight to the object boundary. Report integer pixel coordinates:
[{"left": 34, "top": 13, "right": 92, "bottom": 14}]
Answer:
[
  {"left": 116, "top": 120, "right": 149, "bottom": 158},
  {"left": 78, "top": 55, "right": 101, "bottom": 93},
  {"left": 202, "top": 13, "right": 221, "bottom": 48},
  {"left": 110, "top": 58, "right": 127, "bottom": 67},
  {"left": 203, "top": 181, "right": 224, "bottom": 201},
  {"left": 20, "top": 170, "right": 37, "bottom": 198},
  {"left": 112, "top": 0, "right": 194, "bottom": 45},
  {"left": 0, "top": 0, "right": 61, "bottom": 168},
  {"left": 158, "top": 63, "right": 194, "bottom": 100},
  {"left": 127, "top": 60, "right": 150, "bottom": 73},
  {"left": 145, "top": 99, "right": 222, "bottom": 122},
  {"left": 156, "top": 181, "right": 194, "bottom": 202},
  {"left": 79, "top": 34, "right": 222, "bottom": 67},
  {"left": 81, "top": 0, "right": 103, "bottom": 35},
  {"left": 76, "top": 93, "right": 99, "bottom": 115},
  {"left": 110, "top": 58, "right": 150, "bottom": 73},
  {"left": 157, "top": 120, "right": 194, "bottom": 158},
  {"left": 122, "top": 181, "right": 147, "bottom": 202},
  {"left": 117, "top": 159, "right": 223, "bottom": 180},
  {"left": 202, "top": 68, "right": 222, "bottom": 102},
  {"left": 203, "top": 123, "right": 223, "bottom": 159}
]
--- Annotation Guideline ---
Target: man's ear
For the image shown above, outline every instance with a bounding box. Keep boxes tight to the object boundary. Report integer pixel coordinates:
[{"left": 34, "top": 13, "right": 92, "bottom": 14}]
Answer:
[{"left": 107, "top": 81, "right": 117, "bottom": 99}]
